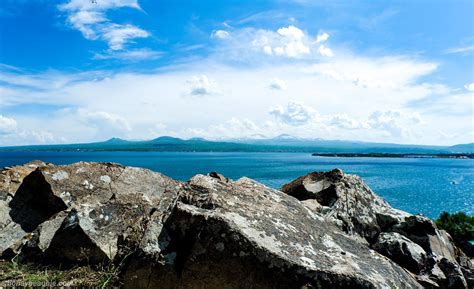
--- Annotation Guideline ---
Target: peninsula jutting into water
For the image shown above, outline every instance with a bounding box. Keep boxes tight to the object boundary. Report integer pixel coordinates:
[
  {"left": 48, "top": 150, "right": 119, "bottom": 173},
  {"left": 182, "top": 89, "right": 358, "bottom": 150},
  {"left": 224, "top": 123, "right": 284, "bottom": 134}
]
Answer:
[{"left": 312, "top": 153, "right": 474, "bottom": 159}]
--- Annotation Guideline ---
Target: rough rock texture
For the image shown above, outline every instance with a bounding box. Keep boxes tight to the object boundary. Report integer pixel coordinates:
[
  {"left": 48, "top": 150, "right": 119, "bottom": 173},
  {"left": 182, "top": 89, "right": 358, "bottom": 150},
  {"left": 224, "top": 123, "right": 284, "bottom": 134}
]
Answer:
[
  {"left": 125, "top": 174, "right": 420, "bottom": 289},
  {"left": 281, "top": 169, "right": 472, "bottom": 288},
  {"left": 372, "top": 232, "right": 429, "bottom": 274},
  {"left": 281, "top": 169, "right": 410, "bottom": 243},
  {"left": 1, "top": 162, "right": 472, "bottom": 289},
  {"left": 0, "top": 161, "right": 47, "bottom": 258},
  {"left": 1, "top": 161, "right": 180, "bottom": 265}
]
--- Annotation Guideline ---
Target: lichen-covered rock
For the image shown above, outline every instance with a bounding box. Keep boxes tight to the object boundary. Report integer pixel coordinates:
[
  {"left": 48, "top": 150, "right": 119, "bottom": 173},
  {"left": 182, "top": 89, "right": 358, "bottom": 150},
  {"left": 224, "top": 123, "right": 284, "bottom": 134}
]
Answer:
[
  {"left": 280, "top": 169, "right": 472, "bottom": 288},
  {"left": 124, "top": 173, "right": 422, "bottom": 289},
  {"left": 2, "top": 162, "right": 181, "bottom": 264},
  {"left": 1, "top": 162, "right": 472, "bottom": 288},
  {"left": 280, "top": 169, "right": 410, "bottom": 243}
]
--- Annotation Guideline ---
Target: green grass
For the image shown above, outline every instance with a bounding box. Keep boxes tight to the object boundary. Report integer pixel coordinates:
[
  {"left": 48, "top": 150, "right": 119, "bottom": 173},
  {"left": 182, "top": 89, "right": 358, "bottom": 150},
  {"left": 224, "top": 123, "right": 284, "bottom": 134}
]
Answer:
[{"left": 0, "top": 260, "right": 121, "bottom": 287}]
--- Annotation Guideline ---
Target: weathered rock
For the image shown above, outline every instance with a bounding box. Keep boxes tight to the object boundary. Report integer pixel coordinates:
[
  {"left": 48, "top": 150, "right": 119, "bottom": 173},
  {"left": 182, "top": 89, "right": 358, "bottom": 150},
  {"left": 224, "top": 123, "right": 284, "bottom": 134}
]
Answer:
[
  {"left": 2, "top": 162, "right": 181, "bottom": 264},
  {"left": 280, "top": 169, "right": 410, "bottom": 243},
  {"left": 392, "top": 215, "right": 457, "bottom": 263},
  {"left": 1, "top": 162, "right": 472, "bottom": 288},
  {"left": 437, "top": 258, "right": 468, "bottom": 289},
  {"left": 372, "top": 232, "right": 429, "bottom": 273},
  {"left": 125, "top": 173, "right": 422, "bottom": 289},
  {"left": 0, "top": 161, "right": 47, "bottom": 257},
  {"left": 280, "top": 169, "right": 472, "bottom": 288},
  {"left": 0, "top": 160, "right": 46, "bottom": 202}
]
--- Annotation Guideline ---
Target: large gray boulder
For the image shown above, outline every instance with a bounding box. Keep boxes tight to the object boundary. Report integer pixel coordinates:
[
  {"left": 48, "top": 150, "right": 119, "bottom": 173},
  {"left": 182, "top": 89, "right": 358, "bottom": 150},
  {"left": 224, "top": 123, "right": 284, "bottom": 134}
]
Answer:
[
  {"left": 124, "top": 173, "right": 421, "bottom": 289},
  {"left": 1, "top": 162, "right": 181, "bottom": 264}
]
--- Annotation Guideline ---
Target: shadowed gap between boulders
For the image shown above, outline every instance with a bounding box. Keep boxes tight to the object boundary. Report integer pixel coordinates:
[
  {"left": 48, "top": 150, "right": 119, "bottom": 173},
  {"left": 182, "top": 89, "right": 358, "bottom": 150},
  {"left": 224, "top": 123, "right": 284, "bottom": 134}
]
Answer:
[{"left": 9, "top": 169, "right": 68, "bottom": 232}]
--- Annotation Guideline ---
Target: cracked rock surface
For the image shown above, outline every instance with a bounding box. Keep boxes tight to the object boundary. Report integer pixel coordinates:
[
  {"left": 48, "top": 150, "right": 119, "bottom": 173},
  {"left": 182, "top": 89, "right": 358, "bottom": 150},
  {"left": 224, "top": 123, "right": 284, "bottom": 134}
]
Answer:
[{"left": 0, "top": 162, "right": 472, "bottom": 289}]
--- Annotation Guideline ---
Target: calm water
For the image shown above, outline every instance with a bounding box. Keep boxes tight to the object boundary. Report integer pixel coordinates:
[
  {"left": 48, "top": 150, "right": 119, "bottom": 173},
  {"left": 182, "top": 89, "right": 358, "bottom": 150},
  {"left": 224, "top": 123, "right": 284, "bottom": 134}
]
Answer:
[{"left": 0, "top": 151, "right": 472, "bottom": 219}]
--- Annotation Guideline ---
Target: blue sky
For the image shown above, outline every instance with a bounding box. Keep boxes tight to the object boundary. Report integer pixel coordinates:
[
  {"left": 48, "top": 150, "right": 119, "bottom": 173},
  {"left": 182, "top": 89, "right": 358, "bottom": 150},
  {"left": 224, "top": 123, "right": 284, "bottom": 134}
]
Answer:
[{"left": 0, "top": 0, "right": 473, "bottom": 145}]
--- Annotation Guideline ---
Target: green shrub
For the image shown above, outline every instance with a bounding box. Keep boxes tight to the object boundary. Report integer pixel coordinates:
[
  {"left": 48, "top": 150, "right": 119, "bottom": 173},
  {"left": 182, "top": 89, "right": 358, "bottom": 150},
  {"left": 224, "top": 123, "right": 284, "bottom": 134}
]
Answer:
[{"left": 435, "top": 211, "right": 474, "bottom": 256}]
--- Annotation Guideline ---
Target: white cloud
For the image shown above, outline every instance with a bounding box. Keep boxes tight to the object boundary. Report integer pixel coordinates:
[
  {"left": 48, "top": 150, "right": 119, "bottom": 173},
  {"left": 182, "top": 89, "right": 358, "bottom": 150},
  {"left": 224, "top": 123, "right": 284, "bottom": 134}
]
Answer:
[
  {"left": 415, "top": 92, "right": 474, "bottom": 116},
  {"left": 0, "top": 115, "right": 66, "bottom": 145},
  {"left": 251, "top": 26, "right": 311, "bottom": 58},
  {"left": 57, "top": 109, "right": 132, "bottom": 140},
  {"left": 68, "top": 10, "right": 107, "bottom": 39},
  {"left": 59, "top": 0, "right": 141, "bottom": 11},
  {"left": 269, "top": 78, "right": 287, "bottom": 90},
  {"left": 58, "top": 0, "right": 149, "bottom": 51},
  {"left": 93, "top": 48, "right": 163, "bottom": 60},
  {"left": 2, "top": 20, "right": 470, "bottom": 145},
  {"left": 368, "top": 110, "right": 422, "bottom": 138},
  {"left": 329, "top": 114, "right": 369, "bottom": 130},
  {"left": 101, "top": 24, "right": 149, "bottom": 50},
  {"left": 16, "top": 130, "right": 61, "bottom": 144},
  {"left": 79, "top": 109, "right": 131, "bottom": 131},
  {"left": 0, "top": 115, "right": 17, "bottom": 134},
  {"left": 309, "top": 56, "right": 437, "bottom": 89},
  {"left": 317, "top": 45, "right": 334, "bottom": 57},
  {"left": 465, "top": 83, "right": 474, "bottom": 91},
  {"left": 187, "top": 117, "right": 262, "bottom": 139},
  {"left": 445, "top": 45, "right": 474, "bottom": 54},
  {"left": 187, "top": 75, "right": 220, "bottom": 96},
  {"left": 269, "top": 102, "right": 317, "bottom": 126},
  {"left": 211, "top": 30, "right": 230, "bottom": 39},
  {"left": 315, "top": 32, "right": 329, "bottom": 43},
  {"left": 277, "top": 25, "right": 305, "bottom": 39}
]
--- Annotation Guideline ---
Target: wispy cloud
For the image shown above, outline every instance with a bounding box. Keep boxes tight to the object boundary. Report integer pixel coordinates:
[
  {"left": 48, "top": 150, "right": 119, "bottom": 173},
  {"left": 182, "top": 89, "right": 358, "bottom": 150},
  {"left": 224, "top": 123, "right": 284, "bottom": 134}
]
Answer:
[
  {"left": 445, "top": 45, "right": 474, "bottom": 54},
  {"left": 58, "top": 0, "right": 152, "bottom": 55},
  {"left": 94, "top": 48, "right": 163, "bottom": 60}
]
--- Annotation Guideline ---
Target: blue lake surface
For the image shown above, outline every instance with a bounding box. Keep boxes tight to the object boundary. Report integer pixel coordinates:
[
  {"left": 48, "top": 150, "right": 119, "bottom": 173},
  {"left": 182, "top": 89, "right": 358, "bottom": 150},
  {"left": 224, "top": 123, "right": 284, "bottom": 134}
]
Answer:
[{"left": 0, "top": 151, "right": 472, "bottom": 219}]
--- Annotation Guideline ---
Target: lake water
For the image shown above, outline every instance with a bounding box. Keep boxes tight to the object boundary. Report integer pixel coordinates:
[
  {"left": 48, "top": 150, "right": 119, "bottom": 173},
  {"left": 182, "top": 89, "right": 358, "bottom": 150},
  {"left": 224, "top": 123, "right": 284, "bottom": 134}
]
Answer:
[{"left": 0, "top": 151, "right": 472, "bottom": 219}]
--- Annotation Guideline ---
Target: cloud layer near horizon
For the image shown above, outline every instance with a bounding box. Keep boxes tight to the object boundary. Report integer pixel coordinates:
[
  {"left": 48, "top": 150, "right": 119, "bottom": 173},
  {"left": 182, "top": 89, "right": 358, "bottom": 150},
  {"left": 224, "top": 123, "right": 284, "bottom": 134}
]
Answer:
[{"left": 0, "top": 1, "right": 473, "bottom": 146}]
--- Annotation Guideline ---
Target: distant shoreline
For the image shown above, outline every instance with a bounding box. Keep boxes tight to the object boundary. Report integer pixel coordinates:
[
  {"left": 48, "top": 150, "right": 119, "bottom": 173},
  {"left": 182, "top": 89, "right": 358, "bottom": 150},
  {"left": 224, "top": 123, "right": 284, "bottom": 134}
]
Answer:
[{"left": 312, "top": 153, "right": 474, "bottom": 159}]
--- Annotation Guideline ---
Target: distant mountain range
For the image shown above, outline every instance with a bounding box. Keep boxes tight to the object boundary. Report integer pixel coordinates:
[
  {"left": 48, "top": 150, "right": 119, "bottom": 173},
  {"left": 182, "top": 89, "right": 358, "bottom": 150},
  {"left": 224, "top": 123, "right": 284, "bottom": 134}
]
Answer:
[{"left": 0, "top": 135, "right": 472, "bottom": 154}]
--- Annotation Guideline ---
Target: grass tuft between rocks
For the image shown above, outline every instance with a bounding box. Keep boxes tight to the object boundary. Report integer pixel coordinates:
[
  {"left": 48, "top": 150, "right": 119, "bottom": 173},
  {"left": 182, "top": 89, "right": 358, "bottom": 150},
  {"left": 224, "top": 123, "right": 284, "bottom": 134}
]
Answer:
[{"left": 0, "top": 260, "right": 121, "bottom": 288}]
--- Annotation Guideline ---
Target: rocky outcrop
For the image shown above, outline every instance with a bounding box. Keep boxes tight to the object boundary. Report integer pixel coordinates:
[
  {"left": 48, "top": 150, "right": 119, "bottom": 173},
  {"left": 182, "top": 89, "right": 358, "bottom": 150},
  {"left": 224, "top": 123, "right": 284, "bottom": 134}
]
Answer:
[
  {"left": 281, "top": 169, "right": 472, "bottom": 288},
  {"left": 0, "top": 162, "right": 472, "bottom": 288}
]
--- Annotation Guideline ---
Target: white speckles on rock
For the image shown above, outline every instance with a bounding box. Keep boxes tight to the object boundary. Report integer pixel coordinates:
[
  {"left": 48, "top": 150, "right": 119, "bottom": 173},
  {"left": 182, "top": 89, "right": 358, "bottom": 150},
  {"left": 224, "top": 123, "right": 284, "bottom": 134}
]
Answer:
[
  {"left": 82, "top": 180, "right": 94, "bottom": 190},
  {"left": 321, "top": 235, "right": 343, "bottom": 252},
  {"left": 76, "top": 167, "right": 86, "bottom": 174},
  {"left": 300, "top": 256, "right": 317, "bottom": 269},
  {"left": 60, "top": 191, "right": 70, "bottom": 198},
  {"left": 225, "top": 212, "right": 284, "bottom": 256},
  {"left": 99, "top": 175, "right": 111, "bottom": 184},
  {"left": 52, "top": 170, "right": 69, "bottom": 181}
]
